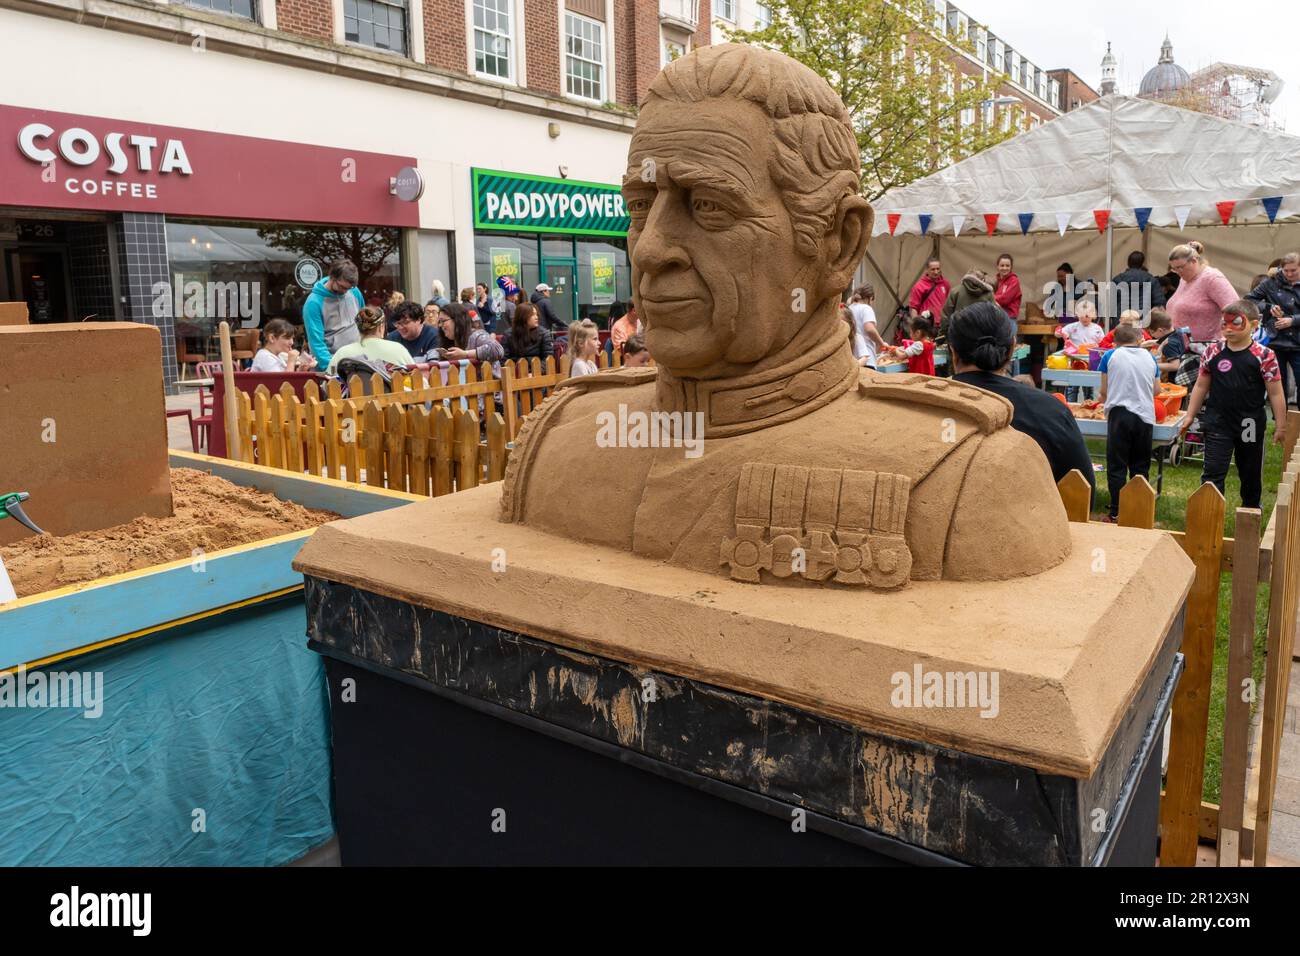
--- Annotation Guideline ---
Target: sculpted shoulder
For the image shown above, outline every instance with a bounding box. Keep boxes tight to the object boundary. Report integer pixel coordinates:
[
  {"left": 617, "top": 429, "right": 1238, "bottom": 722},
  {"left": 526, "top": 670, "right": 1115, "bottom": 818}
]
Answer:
[
  {"left": 856, "top": 368, "right": 1012, "bottom": 435},
  {"left": 501, "top": 367, "right": 659, "bottom": 524}
]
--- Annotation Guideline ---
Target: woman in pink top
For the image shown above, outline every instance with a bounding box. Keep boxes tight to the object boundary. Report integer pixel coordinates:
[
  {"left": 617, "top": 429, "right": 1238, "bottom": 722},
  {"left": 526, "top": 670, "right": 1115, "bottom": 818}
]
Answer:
[{"left": 1166, "top": 242, "right": 1238, "bottom": 342}]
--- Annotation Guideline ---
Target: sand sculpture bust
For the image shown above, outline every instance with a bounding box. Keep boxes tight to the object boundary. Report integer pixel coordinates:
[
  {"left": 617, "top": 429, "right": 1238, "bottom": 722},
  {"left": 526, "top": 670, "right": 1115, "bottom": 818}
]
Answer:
[{"left": 501, "top": 44, "right": 1069, "bottom": 587}]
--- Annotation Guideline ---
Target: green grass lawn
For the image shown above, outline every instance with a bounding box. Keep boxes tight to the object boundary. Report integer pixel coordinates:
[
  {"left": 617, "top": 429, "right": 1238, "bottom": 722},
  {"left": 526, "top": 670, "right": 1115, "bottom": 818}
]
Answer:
[{"left": 1084, "top": 424, "right": 1285, "bottom": 802}]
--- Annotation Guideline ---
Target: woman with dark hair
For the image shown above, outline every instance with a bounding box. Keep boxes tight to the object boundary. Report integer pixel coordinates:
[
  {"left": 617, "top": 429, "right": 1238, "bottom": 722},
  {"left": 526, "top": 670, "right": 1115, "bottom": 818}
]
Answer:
[
  {"left": 993, "top": 253, "right": 1021, "bottom": 326},
  {"left": 502, "top": 301, "right": 555, "bottom": 362},
  {"left": 950, "top": 302, "right": 1094, "bottom": 494},
  {"left": 435, "top": 301, "right": 504, "bottom": 363}
]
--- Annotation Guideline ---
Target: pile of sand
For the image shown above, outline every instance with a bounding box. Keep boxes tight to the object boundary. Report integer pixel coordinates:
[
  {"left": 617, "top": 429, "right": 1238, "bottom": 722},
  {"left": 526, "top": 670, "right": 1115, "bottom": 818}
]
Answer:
[{"left": 1, "top": 468, "right": 338, "bottom": 598}]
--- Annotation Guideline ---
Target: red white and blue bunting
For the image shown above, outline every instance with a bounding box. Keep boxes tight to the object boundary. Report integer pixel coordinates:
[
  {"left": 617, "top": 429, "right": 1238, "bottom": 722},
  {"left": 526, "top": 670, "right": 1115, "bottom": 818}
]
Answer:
[{"left": 881, "top": 196, "right": 1288, "bottom": 236}]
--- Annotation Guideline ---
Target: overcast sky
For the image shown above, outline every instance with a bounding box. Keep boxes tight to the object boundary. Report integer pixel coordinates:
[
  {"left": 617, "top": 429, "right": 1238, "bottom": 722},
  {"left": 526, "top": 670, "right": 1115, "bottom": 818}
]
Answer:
[{"left": 958, "top": 0, "right": 1292, "bottom": 130}]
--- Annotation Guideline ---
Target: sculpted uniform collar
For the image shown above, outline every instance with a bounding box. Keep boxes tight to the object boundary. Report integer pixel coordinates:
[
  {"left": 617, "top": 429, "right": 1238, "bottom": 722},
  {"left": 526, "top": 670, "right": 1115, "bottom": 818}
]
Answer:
[{"left": 655, "top": 333, "right": 859, "bottom": 438}]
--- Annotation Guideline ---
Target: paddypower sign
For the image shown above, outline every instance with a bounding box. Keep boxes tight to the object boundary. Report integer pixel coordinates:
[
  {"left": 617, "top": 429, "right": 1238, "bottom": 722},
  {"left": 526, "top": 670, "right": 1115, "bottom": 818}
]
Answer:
[{"left": 472, "top": 168, "right": 629, "bottom": 237}]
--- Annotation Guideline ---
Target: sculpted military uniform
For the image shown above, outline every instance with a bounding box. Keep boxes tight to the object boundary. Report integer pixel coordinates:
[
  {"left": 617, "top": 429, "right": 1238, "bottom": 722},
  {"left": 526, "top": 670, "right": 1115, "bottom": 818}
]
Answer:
[
  {"left": 502, "top": 336, "right": 1069, "bottom": 587},
  {"left": 500, "top": 43, "right": 1070, "bottom": 588}
]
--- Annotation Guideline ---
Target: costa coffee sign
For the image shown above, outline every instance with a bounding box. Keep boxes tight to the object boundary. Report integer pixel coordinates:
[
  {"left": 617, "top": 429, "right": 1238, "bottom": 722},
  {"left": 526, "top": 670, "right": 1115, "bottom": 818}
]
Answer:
[{"left": 1, "top": 105, "right": 419, "bottom": 227}]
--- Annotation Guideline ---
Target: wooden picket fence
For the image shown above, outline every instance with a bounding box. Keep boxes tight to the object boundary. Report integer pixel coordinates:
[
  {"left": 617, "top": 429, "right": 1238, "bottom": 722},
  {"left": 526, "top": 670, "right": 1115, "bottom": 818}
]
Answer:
[
  {"left": 229, "top": 357, "right": 585, "bottom": 491},
  {"left": 1054, "top": 409, "right": 1300, "bottom": 866}
]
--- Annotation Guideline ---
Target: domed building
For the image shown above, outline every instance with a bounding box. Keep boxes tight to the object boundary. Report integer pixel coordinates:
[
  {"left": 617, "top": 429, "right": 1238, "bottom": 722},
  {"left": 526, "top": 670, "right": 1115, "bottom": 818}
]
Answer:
[{"left": 1138, "top": 35, "right": 1190, "bottom": 100}]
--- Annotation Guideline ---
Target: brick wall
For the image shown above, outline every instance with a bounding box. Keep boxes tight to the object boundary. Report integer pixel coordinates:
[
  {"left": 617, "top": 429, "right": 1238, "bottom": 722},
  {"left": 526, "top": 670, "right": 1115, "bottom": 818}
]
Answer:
[
  {"left": 524, "top": 0, "right": 561, "bottom": 96},
  {"left": 424, "top": 0, "right": 468, "bottom": 73},
  {"left": 276, "top": 0, "right": 334, "bottom": 42},
  {"left": 691, "top": 0, "right": 710, "bottom": 49},
  {"left": 614, "top": 0, "right": 661, "bottom": 107}
]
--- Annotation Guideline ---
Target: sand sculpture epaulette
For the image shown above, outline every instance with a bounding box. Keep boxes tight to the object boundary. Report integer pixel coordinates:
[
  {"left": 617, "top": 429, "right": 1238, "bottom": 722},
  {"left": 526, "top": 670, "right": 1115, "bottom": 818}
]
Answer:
[
  {"left": 858, "top": 370, "right": 1011, "bottom": 435},
  {"left": 502, "top": 367, "right": 659, "bottom": 522}
]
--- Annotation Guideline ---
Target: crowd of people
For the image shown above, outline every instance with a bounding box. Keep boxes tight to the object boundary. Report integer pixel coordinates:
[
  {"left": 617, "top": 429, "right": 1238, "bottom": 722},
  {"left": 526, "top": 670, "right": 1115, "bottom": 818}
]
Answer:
[
  {"left": 247, "top": 258, "right": 650, "bottom": 384},
  {"left": 875, "top": 240, "right": 1299, "bottom": 517},
  {"left": 246, "top": 244, "right": 1294, "bottom": 519}
]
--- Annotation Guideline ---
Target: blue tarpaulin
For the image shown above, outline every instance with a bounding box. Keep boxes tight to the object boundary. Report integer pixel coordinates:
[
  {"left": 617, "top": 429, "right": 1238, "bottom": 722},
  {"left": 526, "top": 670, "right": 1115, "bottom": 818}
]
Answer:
[{"left": 0, "top": 597, "right": 333, "bottom": 866}]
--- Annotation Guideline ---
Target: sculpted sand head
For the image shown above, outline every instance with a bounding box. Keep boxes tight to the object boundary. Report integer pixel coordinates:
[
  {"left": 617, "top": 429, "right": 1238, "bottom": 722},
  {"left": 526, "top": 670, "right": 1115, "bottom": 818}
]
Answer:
[{"left": 623, "top": 44, "right": 874, "bottom": 378}]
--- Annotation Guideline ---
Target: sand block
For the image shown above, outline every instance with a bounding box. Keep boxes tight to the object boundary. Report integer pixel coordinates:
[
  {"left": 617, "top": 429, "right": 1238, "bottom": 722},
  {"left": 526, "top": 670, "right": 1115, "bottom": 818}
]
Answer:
[
  {"left": 294, "top": 483, "right": 1195, "bottom": 779},
  {"left": 0, "top": 302, "right": 29, "bottom": 326},
  {"left": 0, "top": 323, "right": 172, "bottom": 545}
]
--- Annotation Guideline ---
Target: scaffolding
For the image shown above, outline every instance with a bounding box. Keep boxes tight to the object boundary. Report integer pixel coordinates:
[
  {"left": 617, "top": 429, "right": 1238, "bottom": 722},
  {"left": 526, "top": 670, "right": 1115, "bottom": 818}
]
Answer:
[{"left": 1174, "top": 62, "right": 1285, "bottom": 128}]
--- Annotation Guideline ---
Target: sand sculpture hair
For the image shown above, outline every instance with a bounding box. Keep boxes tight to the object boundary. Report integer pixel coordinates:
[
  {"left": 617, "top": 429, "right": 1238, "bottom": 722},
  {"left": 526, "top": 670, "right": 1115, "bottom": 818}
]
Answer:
[{"left": 645, "top": 45, "right": 862, "bottom": 259}]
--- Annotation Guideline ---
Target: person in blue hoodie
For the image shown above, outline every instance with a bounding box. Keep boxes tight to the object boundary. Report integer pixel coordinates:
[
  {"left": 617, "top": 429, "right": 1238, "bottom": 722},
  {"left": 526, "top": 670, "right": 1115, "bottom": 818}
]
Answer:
[{"left": 304, "top": 260, "right": 366, "bottom": 371}]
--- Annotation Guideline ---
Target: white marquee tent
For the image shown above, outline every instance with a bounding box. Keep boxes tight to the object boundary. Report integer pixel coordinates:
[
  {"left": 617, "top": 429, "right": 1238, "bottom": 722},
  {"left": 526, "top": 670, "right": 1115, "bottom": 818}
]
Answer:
[{"left": 861, "top": 95, "right": 1300, "bottom": 331}]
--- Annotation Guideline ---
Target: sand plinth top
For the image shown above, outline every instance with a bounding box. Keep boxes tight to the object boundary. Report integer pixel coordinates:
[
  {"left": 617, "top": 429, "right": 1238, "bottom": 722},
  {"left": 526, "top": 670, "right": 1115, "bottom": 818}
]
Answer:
[{"left": 295, "top": 484, "right": 1194, "bottom": 778}]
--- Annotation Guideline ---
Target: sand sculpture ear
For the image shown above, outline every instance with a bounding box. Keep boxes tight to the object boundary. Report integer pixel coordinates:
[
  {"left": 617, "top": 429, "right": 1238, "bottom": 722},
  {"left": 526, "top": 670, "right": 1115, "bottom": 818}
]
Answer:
[{"left": 822, "top": 194, "right": 874, "bottom": 295}]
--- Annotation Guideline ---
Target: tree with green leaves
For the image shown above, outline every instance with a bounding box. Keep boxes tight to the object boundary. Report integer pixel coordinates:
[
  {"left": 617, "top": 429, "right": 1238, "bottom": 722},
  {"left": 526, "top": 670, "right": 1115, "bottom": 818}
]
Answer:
[
  {"left": 728, "top": 0, "right": 1018, "bottom": 200},
  {"left": 256, "top": 225, "right": 400, "bottom": 288}
]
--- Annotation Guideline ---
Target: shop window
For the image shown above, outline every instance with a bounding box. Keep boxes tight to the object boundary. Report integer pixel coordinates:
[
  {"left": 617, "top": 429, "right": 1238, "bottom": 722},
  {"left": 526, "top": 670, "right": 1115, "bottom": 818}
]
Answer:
[
  {"left": 473, "top": 0, "right": 513, "bottom": 81},
  {"left": 180, "top": 0, "right": 255, "bottom": 19},
  {"left": 345, "top": 0, "right": 408, "bottom": 56},
  {"left": 164, "top": 220, "right": 402, "bottom": 342},
  {"left": 564, "top": 12, "right": 605, "bottom": 103},
  {"left": 576, "top": 237, "right": 631, "bottom": 326},
  {"left": 474, "top": 233, "right": 540, "bottom": 317}
]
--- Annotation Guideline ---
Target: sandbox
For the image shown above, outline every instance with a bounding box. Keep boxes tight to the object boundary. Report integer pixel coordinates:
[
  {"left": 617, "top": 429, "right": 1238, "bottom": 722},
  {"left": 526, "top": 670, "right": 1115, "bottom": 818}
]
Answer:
[
  {"left": 0, "top": 452, "right": 422, "bottom": 866},
  {"left": 1, "top": 467, "right": 336, "bottom": 598}
]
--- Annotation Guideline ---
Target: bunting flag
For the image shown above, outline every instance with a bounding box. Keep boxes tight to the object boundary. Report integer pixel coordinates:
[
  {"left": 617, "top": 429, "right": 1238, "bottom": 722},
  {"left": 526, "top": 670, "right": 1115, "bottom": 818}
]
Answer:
[{"left": 890, "top": 195, "right": 1291, "bottom": 239}]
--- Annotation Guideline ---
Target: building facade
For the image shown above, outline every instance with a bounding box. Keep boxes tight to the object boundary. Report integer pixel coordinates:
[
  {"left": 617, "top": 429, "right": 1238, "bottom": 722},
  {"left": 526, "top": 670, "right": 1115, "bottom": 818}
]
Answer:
[
  {"left": 1047, "top": 68, "right": 1100, "bottom": 113},
  {"left": 1, "top": 0, "right": 711, "bottom": 387},
  {"left": 933, "top": 2, "right": 1061, "bottom": 133}
]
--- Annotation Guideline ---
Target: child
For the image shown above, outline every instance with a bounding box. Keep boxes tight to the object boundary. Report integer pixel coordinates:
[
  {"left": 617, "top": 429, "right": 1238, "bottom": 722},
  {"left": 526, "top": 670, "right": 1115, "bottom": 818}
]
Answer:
[
  {"left": 568, "top": 319, "right": 601, "bottom": 378},
  {"left": 848, "top": 284, "right": 886, "bottom": 370},
  {"left": 1056, "top": 299, "right": 1104, "bottom": 349},
  {"left": 622, "top": 334, "right": 650, "bottom": 368},
  {"left": 890, "top": 315, "right": 937, "bottom": 375},
  {"left": 1147, "top": 308, "right": 1187, "bottom": 379},
  {"left": 1098, "top": 324, "right": 1159, "bottom": 521},
  {"left": 1096, "top": 309, "right": 1154, "bottom": 350},
  {"left": 250, "top": 318, "right": 313, "bottom": 372},
  {"left": 1179, "top": 300, "right": 1287, "bottom": 509}
]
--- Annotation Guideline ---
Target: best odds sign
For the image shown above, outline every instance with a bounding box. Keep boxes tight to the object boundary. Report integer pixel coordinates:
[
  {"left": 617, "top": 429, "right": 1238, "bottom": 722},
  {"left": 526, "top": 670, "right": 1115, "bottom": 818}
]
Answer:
[
  {"left": 1, "top": 105, "right": 420, "bottom": 227},
  {"left": 473, "top": 168, "right": 629, "bottom": 237}
]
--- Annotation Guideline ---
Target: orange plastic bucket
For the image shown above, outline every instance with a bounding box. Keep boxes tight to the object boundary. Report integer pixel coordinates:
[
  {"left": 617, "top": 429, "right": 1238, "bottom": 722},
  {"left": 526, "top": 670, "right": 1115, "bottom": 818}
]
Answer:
[{"left": 1157, "top": 384, "right": 1187, "bottom": 420}]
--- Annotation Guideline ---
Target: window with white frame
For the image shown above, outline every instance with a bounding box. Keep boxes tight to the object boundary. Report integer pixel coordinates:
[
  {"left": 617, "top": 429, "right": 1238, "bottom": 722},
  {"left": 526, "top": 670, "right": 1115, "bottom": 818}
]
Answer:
[
  {"left": 181, "top": 0, "right": 255, "bottom": 19},
  {"left": 960, "top": 78, "right": 975, "bottom": 127},
  {"left": 565, "top": 12, "right": 605, "bottom": 102},
  {"left": 755, "top": 3, "right": 770, "bottom": 28},
  {"left": 345, "top": 0, "right": 408, "bottom": 54},
  {"left": 715, "top": 0, "right": 734, "bottom": 21},
  {"left": 473, "top": 0, "right": 514, "bottom": 81},
  {"left": 663, "top": 36, "right": 687, "bottom": 66}
]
